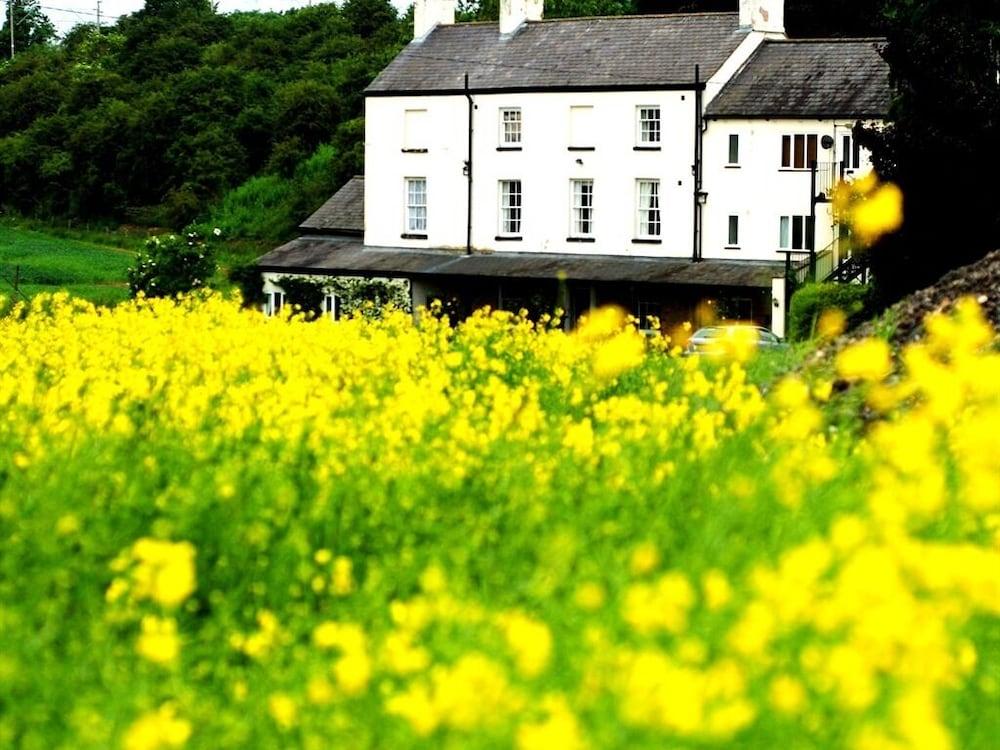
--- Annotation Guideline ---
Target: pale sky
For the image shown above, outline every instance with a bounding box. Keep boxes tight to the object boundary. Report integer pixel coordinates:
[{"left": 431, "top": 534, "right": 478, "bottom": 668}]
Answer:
[{"left": 38, "top": 0, "right": 411, "bottom": 36}]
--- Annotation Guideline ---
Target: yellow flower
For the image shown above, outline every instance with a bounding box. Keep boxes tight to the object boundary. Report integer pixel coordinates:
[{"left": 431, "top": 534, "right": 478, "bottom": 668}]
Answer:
[
  {"left": 817, "top": 308, "right": 847, "bottom": 339},
  {"left": 136, "top": 616, "right": 180, "bottom": 666},
  {"left": 123, "top": 704, "right": 191, "bottom": 750},
  {"left": 836, "top": 338, "right": 893, "bottom": 382},
  {"left": 573, "top": 582, "right": 606, "bottom": 611},
  {"left": 702, "top": 569, "right": 733, "bottom": 611},
  {"left": 592, "top": 330, "right": 645, "bottom": 380},
  {"left": 331, "top": 555, "right": 354, "bottom": 595},
  {"left": 497, "top": 611, "right": 553, "bottom": 678},
  {"left": 517, "top": 695, "right": 587, "bottom": 750},
  {"left": 130, "top": 538, "right": 197, "bottom": 607},
  {"left": 629, "top": 542, "right": 660, "bottom": 576},
  {"left": 267, "top": 693, "right": 297, "bottom": 730},
  {"left": 853, "top": 182, "right": 904, "bottom": 246},
  {"left": 769, "top": 675, "right": 807, "bottom": 714}
]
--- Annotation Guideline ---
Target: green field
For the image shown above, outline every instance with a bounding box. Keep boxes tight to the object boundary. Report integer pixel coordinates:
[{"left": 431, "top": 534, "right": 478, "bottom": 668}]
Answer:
[{"left": 0, "top": 224, "right": 134, "bottom": 306}]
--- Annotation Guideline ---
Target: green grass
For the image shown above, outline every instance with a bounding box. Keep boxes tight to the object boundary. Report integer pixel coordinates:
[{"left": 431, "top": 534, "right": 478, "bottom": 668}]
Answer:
[{"left": 0, "top": 222, "right": 133, "bottom": 305}]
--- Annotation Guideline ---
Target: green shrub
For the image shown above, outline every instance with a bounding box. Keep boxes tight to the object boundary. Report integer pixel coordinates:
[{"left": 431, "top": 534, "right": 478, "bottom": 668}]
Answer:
[
  {"left": 788, "top": 283, "right": 872, "bottom": 342},
  {"left": 277, "top": 274, "right": 327, "bottom": 316},
  {"left": 128, "top": 232, "right": 216, "bottom": 298}
]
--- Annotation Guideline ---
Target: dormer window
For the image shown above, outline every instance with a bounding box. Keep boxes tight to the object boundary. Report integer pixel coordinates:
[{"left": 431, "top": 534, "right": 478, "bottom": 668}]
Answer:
[
  {"left": 637, "top": 106, "right": 661, "bottom": 146},
  {"left": 499, "top": 107, "right": 522, "bottom": 147}
]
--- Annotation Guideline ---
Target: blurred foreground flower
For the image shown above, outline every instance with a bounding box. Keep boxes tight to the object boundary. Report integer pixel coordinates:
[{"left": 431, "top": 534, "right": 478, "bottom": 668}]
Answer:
[{"left": 832, "top": 173, "right": 903, "bottom": 246}]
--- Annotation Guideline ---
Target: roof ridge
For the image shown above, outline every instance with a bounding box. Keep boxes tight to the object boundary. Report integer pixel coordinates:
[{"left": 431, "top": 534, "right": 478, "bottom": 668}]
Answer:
[
  {"left": 432, "top": 11, "right": 739, "bottom": 29},
  {"left": 766, "top": 36, "right": 887, "bottom": 43}
]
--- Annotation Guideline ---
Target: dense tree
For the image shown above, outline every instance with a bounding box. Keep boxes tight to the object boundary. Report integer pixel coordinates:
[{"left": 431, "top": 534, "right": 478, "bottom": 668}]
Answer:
[
  {"left": 0, "top": 2, "right": 407, "bottom": 226},
  {"left": 857, "top": 0, "right": 1000, "bottom": 304},
  {"left": 0, "top": 0, "right": 56, "bottom": 60}
]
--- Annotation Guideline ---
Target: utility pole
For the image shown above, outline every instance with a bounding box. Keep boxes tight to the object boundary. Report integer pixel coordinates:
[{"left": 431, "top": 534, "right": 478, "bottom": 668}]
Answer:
[
  {"left": 96, "top": 0, "right": 101, "bottom": 30},
  {"left": 9, "top": 0, "right": 14, "bottom": 60}
]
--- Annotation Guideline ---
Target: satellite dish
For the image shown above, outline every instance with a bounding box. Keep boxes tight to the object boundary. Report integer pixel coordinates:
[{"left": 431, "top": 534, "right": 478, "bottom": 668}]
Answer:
[{"left": 821, "top": 135, "right": 835, "bottom": 150}]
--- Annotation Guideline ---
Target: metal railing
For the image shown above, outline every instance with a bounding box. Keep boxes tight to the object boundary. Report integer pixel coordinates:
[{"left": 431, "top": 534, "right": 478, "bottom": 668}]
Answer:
[{"left": 812, "top": 161, "right": 845, "bottom": 202}]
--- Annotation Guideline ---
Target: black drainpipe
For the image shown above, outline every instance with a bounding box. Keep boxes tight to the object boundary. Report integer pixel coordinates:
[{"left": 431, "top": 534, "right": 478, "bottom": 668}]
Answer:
[
  {"left": 464, "top": 73, "right": 474, "bottom": 255},
  {"left": 692, "top": 64, "right": 704, "bottom": 263}
]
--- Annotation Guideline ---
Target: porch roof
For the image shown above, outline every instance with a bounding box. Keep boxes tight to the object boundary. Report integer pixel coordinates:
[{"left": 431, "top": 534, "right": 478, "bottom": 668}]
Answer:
[{"left": 256, "top": 237, "right": 785, "bottom": 289}]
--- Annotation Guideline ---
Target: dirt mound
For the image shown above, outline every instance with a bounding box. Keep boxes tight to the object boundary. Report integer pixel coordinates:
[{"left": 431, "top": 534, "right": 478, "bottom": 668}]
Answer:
[{"left": 872, "top": 248, "right": 1000, "bottom": 346}]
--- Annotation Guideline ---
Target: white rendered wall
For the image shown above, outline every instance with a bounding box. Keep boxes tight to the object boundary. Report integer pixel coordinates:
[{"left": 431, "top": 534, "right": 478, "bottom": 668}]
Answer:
[
  {"left": 701, "top": 118, "right": 878, "bottom": 262},
  {"left": 365, "top": 90, "right": 700, "bottom": 258}
]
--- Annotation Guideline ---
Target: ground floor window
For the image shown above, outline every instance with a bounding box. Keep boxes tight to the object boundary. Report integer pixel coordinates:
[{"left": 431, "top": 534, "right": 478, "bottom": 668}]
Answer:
[
  {"left": 265, "top": 291, "right": 285, "bottom": 316},
  {"left": 324, "top": 293, "right": 338, "bottom": 320},
  {"left": 779, "top": 215, "right": 813, "bottom": 251},
  {"left": 635, "top": 300, "right": 661, "bottom": 331}
]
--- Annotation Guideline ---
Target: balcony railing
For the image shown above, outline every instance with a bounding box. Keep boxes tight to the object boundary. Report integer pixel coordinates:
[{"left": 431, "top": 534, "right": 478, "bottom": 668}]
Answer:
[{"left": 812, "top": 161, "right": 845, "bottom": 202}]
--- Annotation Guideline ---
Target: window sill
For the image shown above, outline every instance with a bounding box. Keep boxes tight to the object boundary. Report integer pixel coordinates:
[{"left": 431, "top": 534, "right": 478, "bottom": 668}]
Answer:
[
  {"left": 568, "top": 146, "right": 596, "bottom": 152},
  {"left": 724, "top": 246, "right": 741, "bottom": 250},
  {"left": 634, "top": 146, "right": 661, "bottom": 152},
  {"left": 725, "top": 164, "right": 741, "bottom": 169},
  {"left": 567, "top": 237, "right": 596, "bottom": 243},
  {"left": 778, "top": 168, "right": 813, "bottom": 173},
  {"left": 497, "top": 146, "right": 522, "bottom": 152},
  {"left": 495, "top": 235, "right": 522, "bottom": 241},
  {"left": 401, "top": 233, "right": 428, "bottom": 240},
  {"left": 401, "top": 148, "right": 428, "bottom": 154},
  {"left": 632, "top": 238, "right": 662, "bottom": 245}
]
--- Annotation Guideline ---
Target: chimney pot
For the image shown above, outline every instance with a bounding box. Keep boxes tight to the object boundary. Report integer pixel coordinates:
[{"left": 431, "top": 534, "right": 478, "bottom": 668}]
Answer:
[{"left": 500, "top": 0, "right": 543, "bottom": 36}]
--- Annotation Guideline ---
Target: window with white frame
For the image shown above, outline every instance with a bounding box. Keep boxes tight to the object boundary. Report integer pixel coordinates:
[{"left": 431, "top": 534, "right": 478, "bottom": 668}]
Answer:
[
  {"left": 499, "top": 108, "right": 521, "bottom": 146},
  {"left": 841, "top": 134, "right": 861, "bottom": 170},
  {"left": 403, "top": 109, "right": 428, "bottom": 151},
  {"left": 636, "top": 179, "right": 661, "bottom": 238},
  {"left": 405, "top": 177, "right": 427, "bottom": 234},
  {"left": 727, "top": 215, "right": 740, "bottom": 247},
  {"left": 498, "top": 180, "right": 522, "bottom": 236},
  {"left": 570, "top": 179, "right": 594, "bottom": 236},
  {"left": 779, "top": 215, "right": 813, "bottom": 250},
  {"left": 324, "top": 293, "right": 337, "bottom": 320},
  {"left": 637, "top": 106, "right": 661, "bottom": 145},
  {"left": 781, "top": 134, "right": 818, "bottom": 169},
  {"left": 728, "top": 134, "right": 740, "bottom": 165},
  {"left": 265, "top": 291, "right": 285, "bottom": 316},
  {"left": 569, "top": 106, "right": 594, "bottom": 148}
]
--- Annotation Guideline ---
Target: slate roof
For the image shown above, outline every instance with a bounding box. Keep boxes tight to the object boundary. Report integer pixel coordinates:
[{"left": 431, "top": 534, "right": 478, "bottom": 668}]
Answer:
[
  {"left": 299, "top": 176, "right": 364, "bottom": 235},
  {"left": 706, "top": 38, "right": 891, "bottom": 119},
  {"left": 366, "top": 13, "right": 748, "bottom": 94},
  {"left": 256, "top": 237, "right": 785, "bottom": 289}
]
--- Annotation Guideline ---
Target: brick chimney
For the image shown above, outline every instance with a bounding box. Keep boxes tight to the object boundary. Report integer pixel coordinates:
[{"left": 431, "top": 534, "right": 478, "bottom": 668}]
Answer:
[
  {"left": 414, "top": 0, "right": 455, "bottom": 40},
  {"left": 739, "top": 0, "right": 785, "bottom": 34},
  {"left": 499, "top": 0, "right": 543, "bottom": 35}
]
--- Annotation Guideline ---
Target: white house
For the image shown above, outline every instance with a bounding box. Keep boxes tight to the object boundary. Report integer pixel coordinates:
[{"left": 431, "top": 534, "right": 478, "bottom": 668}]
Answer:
[{"left": 257, "top": 0, "right": 890, "bottom": 337}]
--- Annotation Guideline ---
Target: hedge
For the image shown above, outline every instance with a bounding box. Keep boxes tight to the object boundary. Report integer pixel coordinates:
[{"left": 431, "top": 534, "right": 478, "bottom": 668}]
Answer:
[{"left": 788, "top": 283, "right": 872, "bottom": 342}]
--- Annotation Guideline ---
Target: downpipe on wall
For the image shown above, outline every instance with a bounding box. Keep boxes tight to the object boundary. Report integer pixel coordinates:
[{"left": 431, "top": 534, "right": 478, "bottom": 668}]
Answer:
[{"left": 464, "top": 73, "right": 474, "bottom": 256}]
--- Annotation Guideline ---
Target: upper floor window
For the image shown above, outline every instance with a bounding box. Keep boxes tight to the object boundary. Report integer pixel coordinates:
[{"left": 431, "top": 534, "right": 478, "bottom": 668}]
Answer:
[
  {"left": 569, "top": 106, "right": 595, "bottom": 150},
  {"left": 728, "top": 134, "right": 740, "bottom": 165},
  {"left": 781, "top": 134, "right": 818, "bottom": 169},
  {"left": 637, "top": 106, "right": 661, "bottom": 145},
  {"left": 779, "top": 215, "right": 813, "bottom": 251},
  {"left": 570, "top": 179, "right": 594, "bottom": 237},
  {"left": 499, "top": 180, "right": 522, "bottom": 236},
  {"left": 636, "top": 179, "right": 661, "bottom": 238},
  {"left": 842, "top": 134, "right": 861, "bottom": 170},
  {"left": 500, "top": 108, "right": 522, "bottom": 146},
  {"left": 405, "top": 177, "right": 427, "bottom": 234},
  {"left": 403, "top": 109, "right": 428, "bottom": 152}
]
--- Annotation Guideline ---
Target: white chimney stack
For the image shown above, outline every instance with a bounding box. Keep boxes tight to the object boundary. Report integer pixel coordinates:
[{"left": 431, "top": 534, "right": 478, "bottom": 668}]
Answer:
[
  {"left": 414, "top": 0, "right": 455, "bottom": 40},
  {"left": 739, "top": 0, "right": 785, "bottom": 35},
  {"left": 499, "top": 0, "right": 543, "bottom": 35}
]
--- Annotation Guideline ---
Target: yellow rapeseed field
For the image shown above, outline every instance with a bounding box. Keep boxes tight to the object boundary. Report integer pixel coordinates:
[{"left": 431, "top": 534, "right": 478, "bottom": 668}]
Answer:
[{"left": 0, "top": 292, "right": 997, "bottom": 749}]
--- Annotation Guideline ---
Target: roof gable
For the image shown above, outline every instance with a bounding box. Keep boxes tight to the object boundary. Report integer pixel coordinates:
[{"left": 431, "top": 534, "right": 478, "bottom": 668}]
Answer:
[
  {"left": 366, "top": 13, "right": 748, "bottom": 95},
  {"left": 705, "top": 38, "right": 891, "bottom": 119},
  {"left": 299, "top": 176, "right": 364, "bottom": 235}
]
